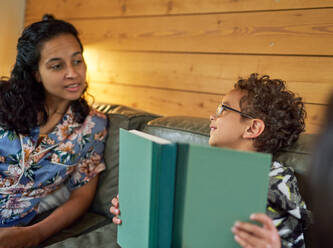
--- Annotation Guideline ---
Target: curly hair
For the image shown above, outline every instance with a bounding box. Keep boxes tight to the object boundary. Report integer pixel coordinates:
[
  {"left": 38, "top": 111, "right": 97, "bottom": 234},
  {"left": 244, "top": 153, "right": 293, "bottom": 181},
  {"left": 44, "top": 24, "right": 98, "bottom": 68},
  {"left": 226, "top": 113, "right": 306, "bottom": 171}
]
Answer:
[
  {"left": 0, "top": 14, "right": 89, "bottom": 135},
  {"left": 234, "top": 73, "right": 306, "bottom": 154}
]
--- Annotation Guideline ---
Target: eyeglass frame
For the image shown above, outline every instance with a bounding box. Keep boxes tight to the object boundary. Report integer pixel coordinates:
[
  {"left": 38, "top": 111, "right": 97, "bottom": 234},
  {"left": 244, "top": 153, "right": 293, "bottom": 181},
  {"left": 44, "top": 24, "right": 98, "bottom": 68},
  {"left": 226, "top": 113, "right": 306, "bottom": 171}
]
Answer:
[{"left": 215, "top": 103, "right": 254, "bottom": 119}]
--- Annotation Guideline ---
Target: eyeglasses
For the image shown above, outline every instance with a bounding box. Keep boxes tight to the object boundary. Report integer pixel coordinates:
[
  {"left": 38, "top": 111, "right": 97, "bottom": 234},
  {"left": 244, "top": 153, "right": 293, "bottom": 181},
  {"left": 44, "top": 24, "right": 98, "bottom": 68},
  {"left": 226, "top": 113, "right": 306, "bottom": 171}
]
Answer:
[{"left": 215, "top": 103, "right": 254, "bottom": 119}]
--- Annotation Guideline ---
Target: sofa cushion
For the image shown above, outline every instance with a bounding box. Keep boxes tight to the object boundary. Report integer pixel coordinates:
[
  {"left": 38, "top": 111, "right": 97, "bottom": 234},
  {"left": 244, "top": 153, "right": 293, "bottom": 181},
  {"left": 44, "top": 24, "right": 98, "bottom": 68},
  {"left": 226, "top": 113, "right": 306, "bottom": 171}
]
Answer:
[
  {"left": 91, "top": 105, "right": 159, "bottom": 218},
  {"left": 35, "top": 212, "right": 110, "bottom": 247},
  {"left": 143, "top": 116, "right": 210, "bottom": 146},
  {"left": 275, "top": 133, "right": 316, "bottom": 200},
  {"left": 275, "top": 134, "right": 315, "bottom": 175},
  {"left": 46, "top": 223, "right": 120, "bottom": 248}
]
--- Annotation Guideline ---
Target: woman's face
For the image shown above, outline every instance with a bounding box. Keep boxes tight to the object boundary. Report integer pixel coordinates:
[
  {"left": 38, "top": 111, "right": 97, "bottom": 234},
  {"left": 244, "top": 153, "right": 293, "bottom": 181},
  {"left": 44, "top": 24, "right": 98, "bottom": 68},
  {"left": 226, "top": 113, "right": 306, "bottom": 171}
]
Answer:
[{"left": 36, "top": 33, "right": 87, "bottom": 106}]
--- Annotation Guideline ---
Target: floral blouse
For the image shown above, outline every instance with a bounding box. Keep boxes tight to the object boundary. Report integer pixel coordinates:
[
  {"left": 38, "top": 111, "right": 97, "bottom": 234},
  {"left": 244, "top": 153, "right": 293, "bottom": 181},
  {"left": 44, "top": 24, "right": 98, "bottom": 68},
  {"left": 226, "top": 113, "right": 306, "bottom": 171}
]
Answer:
[{"left": 0, "top": 107, "right": 107, "bottom": 226}]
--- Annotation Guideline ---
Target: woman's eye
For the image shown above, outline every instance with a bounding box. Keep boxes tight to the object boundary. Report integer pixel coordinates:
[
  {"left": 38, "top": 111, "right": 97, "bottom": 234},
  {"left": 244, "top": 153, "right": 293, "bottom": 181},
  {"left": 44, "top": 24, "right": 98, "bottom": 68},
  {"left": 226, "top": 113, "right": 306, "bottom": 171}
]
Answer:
[
  {"left": 51, "top": 64, "right": 62, "bottom": 70},
  {"left": 73, "top": 59, "right": 82, "bottom": 65}
]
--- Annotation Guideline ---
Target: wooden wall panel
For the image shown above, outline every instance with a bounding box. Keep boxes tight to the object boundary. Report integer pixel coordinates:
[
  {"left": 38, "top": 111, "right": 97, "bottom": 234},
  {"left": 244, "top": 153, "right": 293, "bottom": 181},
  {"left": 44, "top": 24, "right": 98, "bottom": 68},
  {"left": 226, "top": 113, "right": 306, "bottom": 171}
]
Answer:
[
  {"left": 25, "top": 0, "right": 333, "bottom": 22},
  {"left": 88, "top": 82, "right": 325, "bottom": 133},
  {"left": 84, "top": 49, "right": 333, "bottom": 104},
  {"left": 25, "top": 1, "right": 333, "bottom": 133},
  {"left": 70, "top": 9, "right": 333, "bottom": 56}
]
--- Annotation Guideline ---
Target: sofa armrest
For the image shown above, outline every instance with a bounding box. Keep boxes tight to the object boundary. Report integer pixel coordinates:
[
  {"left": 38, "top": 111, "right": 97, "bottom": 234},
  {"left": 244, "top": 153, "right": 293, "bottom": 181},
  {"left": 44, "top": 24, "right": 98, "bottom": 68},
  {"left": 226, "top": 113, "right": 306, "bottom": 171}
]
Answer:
[{"left": 91, "top": 104, "right": 160, "bottom": 218}]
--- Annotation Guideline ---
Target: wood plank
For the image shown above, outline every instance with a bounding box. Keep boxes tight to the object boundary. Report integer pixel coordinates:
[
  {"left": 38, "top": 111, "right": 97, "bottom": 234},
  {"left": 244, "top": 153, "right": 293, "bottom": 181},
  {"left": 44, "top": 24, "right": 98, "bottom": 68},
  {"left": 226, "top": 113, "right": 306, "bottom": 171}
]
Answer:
[
  {"left": 87, "top": 82, "right": 325, "bottom": 133},
  {"left": 25, "top": 0, "right": 333, "bottom": 22},
  {"left": 67, "top": 8, "right": 333, "bottom": 56},
  {"left": 83, "top": 49, "right": 333, "bottom": 104}
]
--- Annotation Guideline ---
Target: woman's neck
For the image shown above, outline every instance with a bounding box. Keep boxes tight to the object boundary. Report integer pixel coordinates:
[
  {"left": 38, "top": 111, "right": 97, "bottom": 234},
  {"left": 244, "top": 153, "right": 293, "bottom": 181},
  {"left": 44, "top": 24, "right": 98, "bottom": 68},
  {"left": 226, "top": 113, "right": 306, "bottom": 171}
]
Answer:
[
  {"left": 39, "top": 102, "right": 71, "bottom": 135},
  {"left": 44, "top": 96, "right": 71, "bottom": 116}
]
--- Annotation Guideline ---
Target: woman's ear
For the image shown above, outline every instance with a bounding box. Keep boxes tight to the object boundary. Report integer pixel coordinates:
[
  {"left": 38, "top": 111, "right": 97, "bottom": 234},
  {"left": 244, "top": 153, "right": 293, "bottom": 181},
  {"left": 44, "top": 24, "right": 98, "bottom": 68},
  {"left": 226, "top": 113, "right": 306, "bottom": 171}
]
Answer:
[{"left": 243, "top": 119, "right": 265, "bottom": 139}]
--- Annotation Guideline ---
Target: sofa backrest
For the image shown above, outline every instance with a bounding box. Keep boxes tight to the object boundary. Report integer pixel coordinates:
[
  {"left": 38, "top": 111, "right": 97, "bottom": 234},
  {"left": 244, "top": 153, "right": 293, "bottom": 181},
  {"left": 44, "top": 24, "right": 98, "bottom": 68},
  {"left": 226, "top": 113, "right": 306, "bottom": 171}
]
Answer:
[
  {"left": 91, "top": 104, "right": 160, "bottom": 218},
  {"left": 143, "top": 116, "right": 316, "bottom": 200},
  {"left": 142, "top": 116, "right": 210, "bottom": 146},
  {"left": 92, "top": 104, "right": 316, "bottom": 218}
]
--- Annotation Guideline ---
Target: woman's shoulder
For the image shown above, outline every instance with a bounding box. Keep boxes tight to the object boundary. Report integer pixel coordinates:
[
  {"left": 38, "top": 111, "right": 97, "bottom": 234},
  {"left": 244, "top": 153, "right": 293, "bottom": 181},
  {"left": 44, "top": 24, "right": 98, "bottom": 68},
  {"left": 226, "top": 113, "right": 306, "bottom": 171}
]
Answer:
[
  {"left": 84, "top": 107, "right": 108, "bottom": 131},
  {"left": 88, "top": 107, "right": 107, "bottom": 120}
]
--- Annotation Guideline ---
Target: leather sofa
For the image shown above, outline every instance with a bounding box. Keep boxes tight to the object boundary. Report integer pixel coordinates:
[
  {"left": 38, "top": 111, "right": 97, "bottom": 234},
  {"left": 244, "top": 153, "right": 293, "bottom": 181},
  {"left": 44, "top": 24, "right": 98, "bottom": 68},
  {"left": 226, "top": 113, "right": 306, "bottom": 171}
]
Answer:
[{"left": 41, "top": 104, "right": 315, "bottom": 248}]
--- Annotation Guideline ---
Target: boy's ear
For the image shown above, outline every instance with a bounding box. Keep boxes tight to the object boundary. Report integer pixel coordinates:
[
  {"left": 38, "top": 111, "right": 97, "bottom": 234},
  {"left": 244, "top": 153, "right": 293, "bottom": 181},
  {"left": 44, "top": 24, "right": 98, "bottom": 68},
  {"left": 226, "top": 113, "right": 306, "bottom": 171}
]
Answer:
[{"left": 243, "top": 119, "right": 265, "bottom": 139}]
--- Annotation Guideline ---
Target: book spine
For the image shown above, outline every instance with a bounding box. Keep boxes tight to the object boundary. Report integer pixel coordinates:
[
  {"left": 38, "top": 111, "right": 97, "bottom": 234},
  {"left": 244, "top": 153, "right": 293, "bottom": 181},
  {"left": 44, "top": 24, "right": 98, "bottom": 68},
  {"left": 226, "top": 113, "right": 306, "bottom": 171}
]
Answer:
[
  {"left": 149, "top": 144, "right": 159, "bottom": 248},
  {"left": 158, "top": 143, "right": 177, "bottom": 248}
]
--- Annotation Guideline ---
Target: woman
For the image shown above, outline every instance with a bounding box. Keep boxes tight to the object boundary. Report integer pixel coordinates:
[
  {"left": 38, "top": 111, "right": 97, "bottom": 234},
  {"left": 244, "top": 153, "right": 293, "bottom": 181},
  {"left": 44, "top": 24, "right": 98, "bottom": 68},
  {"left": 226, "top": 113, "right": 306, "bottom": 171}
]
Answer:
[{"left": 0, "top": 15, "right": 107, "bottom": 247}]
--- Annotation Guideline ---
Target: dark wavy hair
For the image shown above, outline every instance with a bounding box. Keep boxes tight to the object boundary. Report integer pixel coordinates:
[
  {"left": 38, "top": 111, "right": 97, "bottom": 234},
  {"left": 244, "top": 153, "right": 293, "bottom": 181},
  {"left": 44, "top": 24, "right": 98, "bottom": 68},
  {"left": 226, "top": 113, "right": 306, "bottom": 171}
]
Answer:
[
  {"left": 309, "top": 94, "right": 333, "bottom": 247},
  {"left": 0, "top": 14, "right": 89, "bottom": 135},
  {"left": 234, "top": 73, "right": 306, "bottom": 154}
]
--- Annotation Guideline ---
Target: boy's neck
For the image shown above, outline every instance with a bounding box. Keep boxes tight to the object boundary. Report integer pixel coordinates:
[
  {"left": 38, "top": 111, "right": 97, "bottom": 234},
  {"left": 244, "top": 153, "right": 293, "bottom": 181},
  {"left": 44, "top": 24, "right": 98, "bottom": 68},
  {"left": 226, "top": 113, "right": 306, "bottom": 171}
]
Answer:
[{"left": 217, "top": 140, "right": 257, "bottom": 153}]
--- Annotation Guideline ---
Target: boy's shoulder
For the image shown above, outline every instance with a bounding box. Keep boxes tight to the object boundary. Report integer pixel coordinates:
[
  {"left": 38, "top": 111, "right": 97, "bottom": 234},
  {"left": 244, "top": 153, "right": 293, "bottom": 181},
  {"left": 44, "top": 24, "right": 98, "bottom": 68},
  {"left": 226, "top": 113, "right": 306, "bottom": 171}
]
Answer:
[{"left": 269, "top": 161, "right": 295, "bottom": 177}]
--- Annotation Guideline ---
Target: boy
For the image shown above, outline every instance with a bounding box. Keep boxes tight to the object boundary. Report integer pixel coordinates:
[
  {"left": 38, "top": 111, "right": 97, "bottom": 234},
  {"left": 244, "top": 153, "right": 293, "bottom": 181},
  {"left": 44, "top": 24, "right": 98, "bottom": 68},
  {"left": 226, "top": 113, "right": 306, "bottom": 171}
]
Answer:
[{"left": 111, "top": 74, "right": 311, "bottom": 248}]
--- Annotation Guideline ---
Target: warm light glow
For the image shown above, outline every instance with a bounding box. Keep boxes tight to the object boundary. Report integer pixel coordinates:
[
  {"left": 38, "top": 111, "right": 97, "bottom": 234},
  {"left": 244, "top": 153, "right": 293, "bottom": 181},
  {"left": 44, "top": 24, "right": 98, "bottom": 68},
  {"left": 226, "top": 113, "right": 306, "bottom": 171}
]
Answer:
[
  {"left": 82, "top": 45, "right": 123, "bottom": 105},
  {"left": 0, "top": 0, "right": 25, "bottom": 77},
  {"left": 83, "top": 46, "right": 100, "bottom": 83},
  {"left": 83, "top": 45, "right": 118, "bottom": 84}
]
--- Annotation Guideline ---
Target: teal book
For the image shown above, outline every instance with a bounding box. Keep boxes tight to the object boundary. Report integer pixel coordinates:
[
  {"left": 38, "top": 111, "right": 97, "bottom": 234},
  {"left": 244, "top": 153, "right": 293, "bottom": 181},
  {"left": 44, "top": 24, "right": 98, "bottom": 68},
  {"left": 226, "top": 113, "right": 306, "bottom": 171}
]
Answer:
[
  {"left": 117, "top": 129, "right": 177, "bottom": 248},
  {"left": 172, "top": 143, "right": 272, "bottom": 248}
]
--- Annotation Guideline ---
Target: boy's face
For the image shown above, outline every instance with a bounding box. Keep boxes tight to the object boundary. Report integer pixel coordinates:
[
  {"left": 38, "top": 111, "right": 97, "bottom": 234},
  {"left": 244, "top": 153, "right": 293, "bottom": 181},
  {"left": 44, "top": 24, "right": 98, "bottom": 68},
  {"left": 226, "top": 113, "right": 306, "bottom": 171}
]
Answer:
[{"left": 209, "top": 89, "right": 253, "bottom": 150}]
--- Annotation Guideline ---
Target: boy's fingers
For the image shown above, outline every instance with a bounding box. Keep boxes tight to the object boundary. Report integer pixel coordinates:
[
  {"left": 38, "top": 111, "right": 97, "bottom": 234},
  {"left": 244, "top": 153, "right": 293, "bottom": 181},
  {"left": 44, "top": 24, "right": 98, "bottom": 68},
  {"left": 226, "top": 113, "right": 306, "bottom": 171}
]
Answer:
[
  {"left": 234, "top": 234, "right": 251, "bottom": 248},
  {"left": 233, "top": 221, "right": 268, "bottom": 239},
  {"left": 234, "top": 228, "right": 260, "bottom": 248},
  {"left": 111, "top": 197, "right": 119, "bottom": 207},
  {"left": 112, "top": 216, "right": 122, "bottom": 225},
  {"left": 250, "top": 213, "right": 276, "bottom": 230},
  {"left": 110, "top": 206, "right": 120, "bottom": 215}
]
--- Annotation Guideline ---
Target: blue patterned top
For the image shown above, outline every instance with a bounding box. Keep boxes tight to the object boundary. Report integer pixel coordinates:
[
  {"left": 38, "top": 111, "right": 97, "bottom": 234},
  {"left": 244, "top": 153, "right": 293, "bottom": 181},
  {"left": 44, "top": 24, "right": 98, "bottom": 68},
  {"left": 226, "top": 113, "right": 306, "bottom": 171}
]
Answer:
[{"left": 0, "top": 107, "right": 107, "bottom": 226}]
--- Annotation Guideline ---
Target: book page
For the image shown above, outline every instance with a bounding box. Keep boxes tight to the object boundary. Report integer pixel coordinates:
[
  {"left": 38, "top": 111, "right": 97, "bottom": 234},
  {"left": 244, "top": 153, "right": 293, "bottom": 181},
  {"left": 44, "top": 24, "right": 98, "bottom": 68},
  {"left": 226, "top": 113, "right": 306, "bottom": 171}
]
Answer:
[{"left": 129, "top": 130, "right": 172, "bottom": 144}]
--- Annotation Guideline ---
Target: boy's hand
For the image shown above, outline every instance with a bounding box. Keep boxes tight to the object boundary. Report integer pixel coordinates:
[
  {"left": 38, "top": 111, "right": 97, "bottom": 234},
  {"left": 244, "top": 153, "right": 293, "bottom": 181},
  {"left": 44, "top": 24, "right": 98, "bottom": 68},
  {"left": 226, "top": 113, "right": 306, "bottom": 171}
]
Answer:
[
  {"left": 110, "top": 194, "right": 122, "bottom": 225},
  {"left": 232, "top": 213, "right": 281, "bottom": 248}
]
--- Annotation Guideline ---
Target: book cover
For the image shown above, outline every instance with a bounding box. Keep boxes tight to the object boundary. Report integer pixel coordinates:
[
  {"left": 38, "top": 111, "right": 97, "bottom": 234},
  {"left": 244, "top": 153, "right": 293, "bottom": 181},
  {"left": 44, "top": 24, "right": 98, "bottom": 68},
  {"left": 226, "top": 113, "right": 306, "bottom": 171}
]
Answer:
[
  {"left": 117, "top": 129, "right": 177, "bottom": 248},
  {"left": 172, "top": 143, "right": 272, "bottom": 248}
]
